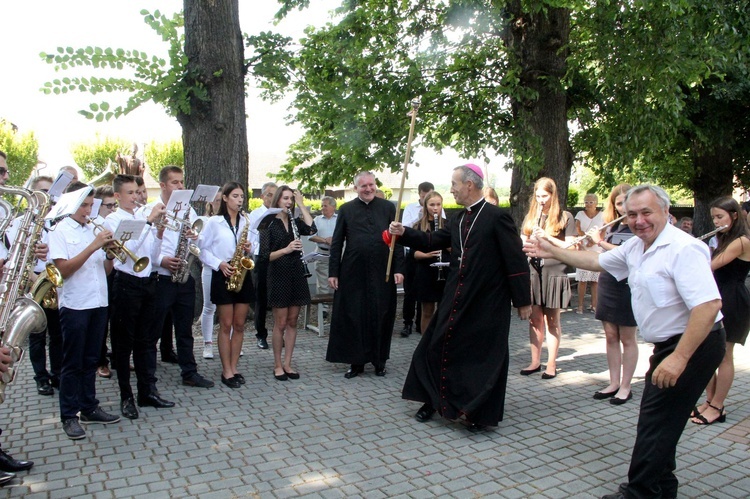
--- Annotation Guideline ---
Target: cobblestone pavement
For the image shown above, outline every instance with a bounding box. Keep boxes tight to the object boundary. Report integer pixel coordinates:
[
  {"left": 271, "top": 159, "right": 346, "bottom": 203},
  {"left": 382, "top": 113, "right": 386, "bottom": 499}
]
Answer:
[{"left": 1, "top": 298, "right": 748, "bottom": 498}]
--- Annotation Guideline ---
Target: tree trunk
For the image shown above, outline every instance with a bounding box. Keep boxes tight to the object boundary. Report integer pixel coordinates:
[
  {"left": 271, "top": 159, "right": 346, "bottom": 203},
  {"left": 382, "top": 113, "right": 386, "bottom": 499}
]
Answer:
[
  {"left": 503, "top": 4, "right": 573, "bottom": 227},
  {"left": 691, "top": 143, "right": 734, "bottom": 237},
  {"left": 179, "top": 0, "right": 248, "bottom": 192}
]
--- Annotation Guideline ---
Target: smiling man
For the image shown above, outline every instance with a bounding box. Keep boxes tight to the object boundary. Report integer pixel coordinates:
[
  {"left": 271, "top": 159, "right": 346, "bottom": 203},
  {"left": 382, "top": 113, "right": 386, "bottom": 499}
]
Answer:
[
  {"left": 525, "top": 184, "right": 725, "bottom": 499},
  {"left": 325, "top": 171, "right": 404, "bottom": 378}
]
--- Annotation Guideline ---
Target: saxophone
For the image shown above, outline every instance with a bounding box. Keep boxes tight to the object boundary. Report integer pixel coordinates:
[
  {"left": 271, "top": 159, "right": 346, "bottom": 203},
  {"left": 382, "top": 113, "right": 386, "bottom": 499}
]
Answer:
[
  {"left": 0, "top": 186, "right": 56, "bottom": 404},
  {"left": 171, "top": 208, "right": 203, "bottom": 284},
  {"left": 226, "top": 212, "right": 255, "bottom": 292}
]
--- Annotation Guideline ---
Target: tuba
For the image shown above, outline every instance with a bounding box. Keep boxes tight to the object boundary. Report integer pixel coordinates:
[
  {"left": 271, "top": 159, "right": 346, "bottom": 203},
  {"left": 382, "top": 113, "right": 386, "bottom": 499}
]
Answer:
[
  {"left": 226, "top": 212, "right": 254, "bottom": 292},
  {"left": 0, "top": 186, "right": 54, "bottom": 403},
  {"left": 88, "top": 160, "right": 118, "bottom": 187}
]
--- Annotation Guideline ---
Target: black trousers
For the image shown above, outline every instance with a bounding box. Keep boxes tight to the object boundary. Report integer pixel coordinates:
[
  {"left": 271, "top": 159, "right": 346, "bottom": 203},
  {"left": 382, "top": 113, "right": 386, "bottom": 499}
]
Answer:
[
  {"left": 28, "top": 306, "right": 62, "bottom": 384},
  {"left": 402, "top": 250, "right": 419, "bottom": 328},
  {"left": 625, "top": 328, "right": 725, "bottom": 498},
  {"left": 58, "top": 307, "right": 107, "bottom": 421},
  {"left": 253, "top": 260, "right": 269, "bottom": 340},
  {"left": 149, "top": 275, "right": 198, "bottom": 380},
  {"left": 111, "top": 271, "right": 158, "bottom": 399}
]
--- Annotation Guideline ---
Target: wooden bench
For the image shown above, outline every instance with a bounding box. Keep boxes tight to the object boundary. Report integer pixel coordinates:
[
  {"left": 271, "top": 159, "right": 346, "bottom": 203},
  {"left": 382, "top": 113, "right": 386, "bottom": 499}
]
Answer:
[
  {"left": 303, "top": 286, "right": 406, "bottom": 337},
  {"left": 303, "top": 293, "right": 334, "bottom": 337}
]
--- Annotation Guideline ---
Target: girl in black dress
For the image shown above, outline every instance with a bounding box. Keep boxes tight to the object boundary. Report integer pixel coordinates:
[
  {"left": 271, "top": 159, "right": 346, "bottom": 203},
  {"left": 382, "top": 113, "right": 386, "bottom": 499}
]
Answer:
[
  {"left": 692, "top": 197, "right": 750, "bottom": 425},
  {"left": 198, "top": 182, "right": 253, "bottom": 389},
  {"left": 411, "top": 191, "right": 448, "bottom": 333},
  {"left": 588, "top": 184, "right": 638, "bottom": 404},
  {"left": 260, "top": 186, "right": 316, "bottom": 381}
]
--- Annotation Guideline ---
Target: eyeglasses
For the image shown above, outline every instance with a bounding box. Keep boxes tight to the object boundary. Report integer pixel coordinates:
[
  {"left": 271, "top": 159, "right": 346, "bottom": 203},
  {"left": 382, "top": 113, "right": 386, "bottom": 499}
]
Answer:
[
  {"left": 0, "top": 168, "right": 8, "bottom": 176},
  {"left": 101, "top": 203, "right": 118, "bottom": 209}
]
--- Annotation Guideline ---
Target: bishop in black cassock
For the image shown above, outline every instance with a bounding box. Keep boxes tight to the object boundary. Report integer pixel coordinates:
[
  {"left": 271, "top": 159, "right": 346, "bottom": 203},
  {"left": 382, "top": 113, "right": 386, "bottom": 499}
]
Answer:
[
  {"left": 390, "top": 164, "right": 531, "bottom": 431},
  {"left": 326, "top": 172, "right": 404, "bottom": 377}
]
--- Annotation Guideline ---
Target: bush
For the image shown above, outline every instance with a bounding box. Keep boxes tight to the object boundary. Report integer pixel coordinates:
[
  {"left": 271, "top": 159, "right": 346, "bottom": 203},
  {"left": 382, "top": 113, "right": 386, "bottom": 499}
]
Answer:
[{"left": 0, "top": 121, "right": 39, "bottom": 186}]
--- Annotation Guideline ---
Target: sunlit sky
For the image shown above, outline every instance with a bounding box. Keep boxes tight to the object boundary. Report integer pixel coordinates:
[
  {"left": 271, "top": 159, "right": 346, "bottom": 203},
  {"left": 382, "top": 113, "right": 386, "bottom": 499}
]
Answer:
[{"left": 0, "top": 1, "right": 511, "bottom": 189}]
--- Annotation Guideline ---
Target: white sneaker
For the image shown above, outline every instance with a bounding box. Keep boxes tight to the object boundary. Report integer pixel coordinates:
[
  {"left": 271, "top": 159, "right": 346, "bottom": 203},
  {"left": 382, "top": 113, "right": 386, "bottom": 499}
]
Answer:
[
  {"left": 203, "top": 343, "right": 214, "bottom": 359},
  {"left": 240, "top": 349, "right": 244, "bottom": 357}
]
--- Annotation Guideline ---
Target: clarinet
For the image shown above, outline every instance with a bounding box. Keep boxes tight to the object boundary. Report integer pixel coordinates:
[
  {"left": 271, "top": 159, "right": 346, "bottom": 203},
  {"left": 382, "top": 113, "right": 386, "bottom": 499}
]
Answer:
[
  {"left": 529, "top": 205, "right": 544, "bottom": 274},
  {"left": 288, "top": 209, "right": 312, "bottom": 278},
  {"left": 434, "top": 212, "right": 445, "bottom": 281}
]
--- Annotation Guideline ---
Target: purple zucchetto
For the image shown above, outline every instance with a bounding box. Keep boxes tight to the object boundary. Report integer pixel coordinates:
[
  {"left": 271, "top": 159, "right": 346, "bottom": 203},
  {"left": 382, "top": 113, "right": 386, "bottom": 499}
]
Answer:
[{"left": 464, "top": 163, "right": 484, "bottom": 180}]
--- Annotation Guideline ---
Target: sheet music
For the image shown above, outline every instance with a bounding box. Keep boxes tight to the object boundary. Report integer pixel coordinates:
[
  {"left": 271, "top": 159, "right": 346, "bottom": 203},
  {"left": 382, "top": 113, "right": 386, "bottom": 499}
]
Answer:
[
  {"left": 191, "top": 185, "right": 220, "bottom": 204},
  {"left": 45, "top": 185, "right": 92, "bottom": 221}
]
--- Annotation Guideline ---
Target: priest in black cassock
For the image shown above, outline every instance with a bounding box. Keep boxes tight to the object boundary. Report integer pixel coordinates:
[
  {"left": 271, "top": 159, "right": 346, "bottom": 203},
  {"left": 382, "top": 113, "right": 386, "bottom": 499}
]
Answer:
[
  {"left": 388, "top": 164, "right": 531, "bottom": 432},
  {"left": 326, "top": 172, "right": 404, "bottom": 378}
]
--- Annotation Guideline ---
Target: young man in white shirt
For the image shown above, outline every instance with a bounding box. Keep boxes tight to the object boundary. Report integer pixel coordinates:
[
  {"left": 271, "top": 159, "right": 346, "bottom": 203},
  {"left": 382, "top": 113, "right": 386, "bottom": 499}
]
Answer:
[
  {"left": 146, "top": 166, "right": 214, "bottom": 390},
  {"left": 105, "top": 174, "right": 170, "bottom": 419},
  {"left": 526, "top": 185, "right": 725, "bottom": 499},
  {"left": 49, "top": 183, "right": 120, "bottom": 440}
]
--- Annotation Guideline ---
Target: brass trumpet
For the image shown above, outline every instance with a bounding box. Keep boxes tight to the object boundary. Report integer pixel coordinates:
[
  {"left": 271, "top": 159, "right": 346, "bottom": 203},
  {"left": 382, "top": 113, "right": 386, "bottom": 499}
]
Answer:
[
  {"left": 87, "top": 218, "right": 150, "bottom": 272},
  {"left": 134, "top": 201, "right": 185, "bottom": 231}
]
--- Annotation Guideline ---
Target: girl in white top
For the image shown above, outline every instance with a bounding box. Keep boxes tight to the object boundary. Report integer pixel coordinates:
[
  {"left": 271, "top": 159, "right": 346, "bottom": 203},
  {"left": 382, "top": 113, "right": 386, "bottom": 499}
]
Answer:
[
  {"left": 574, "top": 193, "right": 604, "bottom": 313},
  {"left": 199, "top": 182, "right": 253, "bottom": 389}
]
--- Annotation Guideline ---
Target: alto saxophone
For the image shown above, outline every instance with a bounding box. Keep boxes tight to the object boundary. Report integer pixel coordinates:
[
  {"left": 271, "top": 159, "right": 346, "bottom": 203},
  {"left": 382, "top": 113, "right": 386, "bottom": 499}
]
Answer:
[
  {"left": 172, "top": 208, "right": 203, "bottom": 284},
  {"left": 0, "top": 186, "right": 56, "bottom": 404},
  {"left": 226, "top": 212, "right": 255, "bottom": 292}
]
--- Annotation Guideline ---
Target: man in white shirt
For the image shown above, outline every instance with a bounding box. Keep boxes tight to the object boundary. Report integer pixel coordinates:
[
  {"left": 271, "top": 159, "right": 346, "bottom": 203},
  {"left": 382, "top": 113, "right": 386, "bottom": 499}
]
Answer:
[
  {"left": 49, "top": 183, "right": 120, "bottom": 440},
  {"left": 308, "top": 196, "right": 337, "bottom": 299},
  {"left": 525, "top": 185, "right": 725, "bottom": 499},
  {"left": 248, "top": 182, "right": 277, "bottom": 350},
  {"left": 105, "top": 174, "right": 170, "bottom": 419},
  {"left": 146, "top": 166, "right": 214, "bottom": 391},
  {"left": 399, "top": 181, "right": 435, "bottom": 337},
  {"left": 0, "top": 150, "right": 34, "bottom": 481}
]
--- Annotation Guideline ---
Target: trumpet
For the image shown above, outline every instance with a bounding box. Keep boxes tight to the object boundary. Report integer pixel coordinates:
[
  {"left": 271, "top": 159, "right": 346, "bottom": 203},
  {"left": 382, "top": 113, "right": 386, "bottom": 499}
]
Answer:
[
  {"left": 87, "top": 218, "right": 150, "bottom": 272},
  {"left": 134, "top": 201, "right": 181, "bottom": 231},
  {"left": 698, "top": 225, "right": 729, "bottom": 241},
  {"left": 564, "top": 215, "right": 627, "bottom": 249}
]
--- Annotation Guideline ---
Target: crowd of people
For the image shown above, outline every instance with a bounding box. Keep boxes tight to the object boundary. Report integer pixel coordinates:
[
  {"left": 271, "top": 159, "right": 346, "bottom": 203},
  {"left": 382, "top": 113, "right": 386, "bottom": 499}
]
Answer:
[{"left": 0, "top": 150, "right": 747, "bottom": 498}]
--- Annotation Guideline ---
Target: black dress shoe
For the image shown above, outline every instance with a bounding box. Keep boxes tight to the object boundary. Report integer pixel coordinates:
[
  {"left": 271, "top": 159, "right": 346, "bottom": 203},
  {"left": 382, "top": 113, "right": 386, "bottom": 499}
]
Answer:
[
  {"left": 161, "top": 351, "right": 179, "bottom": 364},
  {"left": 0, "top": 471, "right": 15, "bottom": 486},
  {"left": 234, "top": 373, "right": 246, "bottom": 384},
  {"left": 415, "top": 403, "right": 436, "bottom": 422},
  {"left": 610, "top": 392, "right": 632, "bottom": 405},
  {"left": 137, "top": 393, "right": 175, "bottom": 408},
  {"left": 375, "top": 365, "right": 387, "bottom": 376},
  {"left": 257, "top": 338, "right": 269, "bottom": 350},
  {"left": 36, "top": 380, "right": 53, "bottom": 396},
  {"left": 0, "top": 449, "right": 33, "bottom": 472},
  {"left": 221, "top": 375, "right": 241, "bottom": 388},
  {"left": 520, "top": 365, "right": 541, "bottom": 376},
  {"left": 120, "top": 398, "right": 139, "bottom": 420},
  {"left": 467, "top": 423, "right": 487, "bottom": 433},
  {"left": 283, "top": 370, "right": 300, "bottom": 380},
  {"left": 593, "top": 387, "right": 620, "bottom": 400},
  {"left": 344, "top": 365, "right": 364, "bottom": 379},
  {"left": 400, "top": 324, "right": 413, "bottom": 337},
  {"left": 541, "top": 372, "right": 557, "bottom": 379}
]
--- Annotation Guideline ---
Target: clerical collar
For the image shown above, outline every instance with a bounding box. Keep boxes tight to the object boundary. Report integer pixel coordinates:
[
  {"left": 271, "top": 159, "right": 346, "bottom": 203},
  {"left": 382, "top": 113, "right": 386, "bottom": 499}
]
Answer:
[
  {"left": 465, "top": 198, "right": 485, "bottom": 212},
  {"left": 357, "top": 197, "right": 371, "bottom": 205}
]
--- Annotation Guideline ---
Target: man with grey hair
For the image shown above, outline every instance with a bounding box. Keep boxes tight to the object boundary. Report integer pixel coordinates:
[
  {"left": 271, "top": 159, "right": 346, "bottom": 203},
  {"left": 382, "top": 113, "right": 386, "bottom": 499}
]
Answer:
[
  {"left": 249, "top": 182, "right": 278, "bottom": 350},
  {"left": 525, "top": 184, "right": 725, "bottom": 499},
  {"left": 326, "top": 172, "right": 404, "bottom": 378},
  {"left": 308, "top": 196, "right": 337, "bottom": 300},
  {"left": 388, "top": 164, "right": 531, "bottom": 432}
]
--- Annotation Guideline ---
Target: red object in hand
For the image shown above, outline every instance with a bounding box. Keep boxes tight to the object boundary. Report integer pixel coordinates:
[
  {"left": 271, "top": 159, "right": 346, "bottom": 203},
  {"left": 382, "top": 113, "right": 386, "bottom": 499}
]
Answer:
[{"left": 382, "top": 229, "right": 394, "bottom": 245}]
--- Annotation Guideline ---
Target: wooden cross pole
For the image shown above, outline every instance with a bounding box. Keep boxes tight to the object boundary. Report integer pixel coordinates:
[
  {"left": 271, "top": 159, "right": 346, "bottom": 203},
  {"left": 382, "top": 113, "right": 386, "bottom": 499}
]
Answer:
[{"left": 385, "top": 97, "right": 421, "bottom": 282}]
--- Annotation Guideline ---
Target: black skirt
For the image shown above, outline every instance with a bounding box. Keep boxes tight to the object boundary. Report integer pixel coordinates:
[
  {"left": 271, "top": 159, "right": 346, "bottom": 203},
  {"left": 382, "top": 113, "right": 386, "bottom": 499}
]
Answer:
[
  {"left": 595, "top": 271, "right": 636, "bottom": 327},
  {"left": 211, "top": 268, "right": 254, "bottom": 305}
]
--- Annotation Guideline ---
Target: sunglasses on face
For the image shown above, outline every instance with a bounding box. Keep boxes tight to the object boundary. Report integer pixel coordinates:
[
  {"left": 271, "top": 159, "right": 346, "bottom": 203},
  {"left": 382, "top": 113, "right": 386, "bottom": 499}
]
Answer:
[{"left": 0, "top": 168, "right": 8, "bottom": 176}]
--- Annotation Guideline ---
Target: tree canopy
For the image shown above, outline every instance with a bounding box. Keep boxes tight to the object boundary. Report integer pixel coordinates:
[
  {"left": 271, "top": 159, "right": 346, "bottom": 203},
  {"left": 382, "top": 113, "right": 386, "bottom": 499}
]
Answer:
[{"left": 0, "top": 121, "right": 40, "bottom": 185}]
